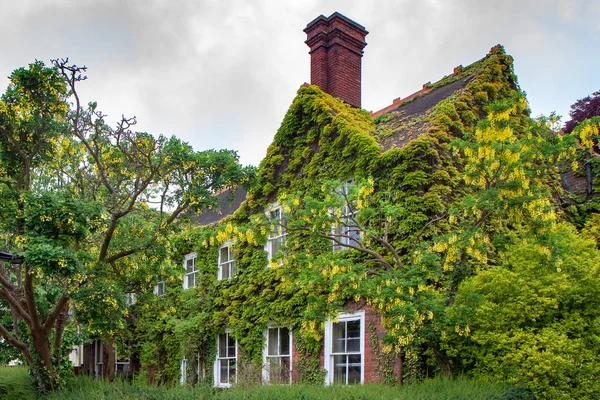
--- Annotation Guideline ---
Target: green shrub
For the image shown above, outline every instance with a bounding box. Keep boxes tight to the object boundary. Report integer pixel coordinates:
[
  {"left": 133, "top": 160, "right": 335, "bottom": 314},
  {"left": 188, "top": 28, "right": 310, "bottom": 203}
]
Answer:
[{"left": 444, "top": 224, "right": 600, "bottom": 399}]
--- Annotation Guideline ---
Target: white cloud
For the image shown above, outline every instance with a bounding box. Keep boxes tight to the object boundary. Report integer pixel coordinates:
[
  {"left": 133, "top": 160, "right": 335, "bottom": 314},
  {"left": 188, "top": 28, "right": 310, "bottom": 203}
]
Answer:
[{"left": 0, "top": 0, "right": 599, "bottom": 165}]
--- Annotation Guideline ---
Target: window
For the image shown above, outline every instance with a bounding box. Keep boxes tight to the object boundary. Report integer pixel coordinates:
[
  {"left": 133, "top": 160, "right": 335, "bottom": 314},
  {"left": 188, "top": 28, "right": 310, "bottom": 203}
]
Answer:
[
  {"left": 324, "top": 311, "right": 364, "bottom": 385},
  {"left": 180, "top": 358, "right": 187, "bottom": 385},
  {"left": 333, "top": 181, "right": 361, "bottom": 251},
  {"left": 214, "top": 331, "right": 237, "bottom": 387},
  {"left": 115, "top": 346, "right": 130, "bottom": 376},
  {"left": 125, "top": 293, "right": 136, "bottom": 306},
  {"left": 218, "top": 242, "right": 235, "bottom": 280},
  {"left": 183, "top": 253, "right": 198, "bottom": 289},
  {"left": 333, "top": 204, "right": 361, "bottom": 250},
  {"left": 263, "top": 327, "right": 292, "bottom": 384},
  {"left": 94, "top": 339, "right": 103, "bottom": 379},
  {"left": 266, "top": 205, "right": 287, "bottom": 263},
  {"left": 154, "top": 280, "right": 165, "bottom": 296}
]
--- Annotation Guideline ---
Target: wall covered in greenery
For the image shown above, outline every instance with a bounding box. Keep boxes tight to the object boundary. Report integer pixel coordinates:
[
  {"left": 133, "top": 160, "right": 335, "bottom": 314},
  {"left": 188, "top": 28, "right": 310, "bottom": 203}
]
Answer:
[{"left": 130, "top": 46, "right": 600, "bottom": 399}]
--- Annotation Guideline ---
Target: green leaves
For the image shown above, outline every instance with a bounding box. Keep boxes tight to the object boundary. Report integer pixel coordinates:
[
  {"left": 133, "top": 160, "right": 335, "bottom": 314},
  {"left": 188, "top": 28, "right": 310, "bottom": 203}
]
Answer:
[
  {"left": 444, "top": 225, "right": 600, "bottom": 398},
  {"left": 21, "top": 191, "right": 103, "bottom": 242}
]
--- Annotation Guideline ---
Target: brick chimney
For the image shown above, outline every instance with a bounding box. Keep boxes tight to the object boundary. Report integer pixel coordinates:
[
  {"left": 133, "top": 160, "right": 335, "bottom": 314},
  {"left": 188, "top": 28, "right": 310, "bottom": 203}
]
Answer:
[{"left": 304, "top": 12, "right": 368, "bottom": 108}]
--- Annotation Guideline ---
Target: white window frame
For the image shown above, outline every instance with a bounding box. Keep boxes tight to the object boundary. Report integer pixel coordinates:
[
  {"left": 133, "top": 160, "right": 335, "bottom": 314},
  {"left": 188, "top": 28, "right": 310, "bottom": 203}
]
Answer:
[
  {"left": 180, "top": 358, "right": 187, "bottom": 385},
  {"left": 218, "top": 241, "right": 236, "bottom": 280},
  {"left": 324, "top": 311, "right": 365, "bottom": 385},
  {"left": 183, "top": 253, "right": 198, "bottom": 289},
  {"left": 262, "top": 326, "right": 293, "bottom": 384},
  {"left": 332, "top": 180, "right": 361, "bottom": 251},
  {"left": 154, "top": 280, "right": 165, "bottom": 296},
  {"left": 266, "top": 205, "right": 287, "bottom": 264},
  {"left": 125, "top": 292, "right": 136, "bottom": 306},
  {"left": 214, "top": 330, "right": 237, "bottom": 388}
]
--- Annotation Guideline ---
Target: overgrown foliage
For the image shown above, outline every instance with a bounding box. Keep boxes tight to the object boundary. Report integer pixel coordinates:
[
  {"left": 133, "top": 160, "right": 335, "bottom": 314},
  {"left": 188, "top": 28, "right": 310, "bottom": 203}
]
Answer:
[
  {"left": 130, "top": 45, "right": 600, "bottom": 399},
  {"left": 0, "top": 60, "right": 252, "bottom": 391},
  {"left": 444, "top": 224, "right": 600, "bottom": 399},
  {"left": 5, "top": 45, "right": 596, "bottom": 400}
]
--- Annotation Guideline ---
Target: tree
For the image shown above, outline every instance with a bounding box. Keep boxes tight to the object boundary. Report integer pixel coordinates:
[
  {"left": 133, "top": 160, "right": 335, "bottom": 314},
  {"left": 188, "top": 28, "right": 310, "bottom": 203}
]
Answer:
[
  {"left": 0, "top": 60, "right": 252, "bottom": 391},
  {"left": 564, "top": 90, "right": 600, "bottom": 133}
]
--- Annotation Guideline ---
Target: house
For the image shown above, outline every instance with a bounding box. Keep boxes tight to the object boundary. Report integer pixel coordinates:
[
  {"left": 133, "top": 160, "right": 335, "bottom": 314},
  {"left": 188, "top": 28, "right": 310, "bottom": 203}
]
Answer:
[{"left": 141, "top": 12, "right": 523, "bottom": 386}]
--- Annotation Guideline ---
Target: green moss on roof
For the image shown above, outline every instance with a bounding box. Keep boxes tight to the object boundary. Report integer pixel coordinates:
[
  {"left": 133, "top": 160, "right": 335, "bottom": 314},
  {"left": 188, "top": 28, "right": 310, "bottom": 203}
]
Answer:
[
  {"left": 248, "top": 85, "right": 378, "bottom": 208},
  {"left": 376, "top": 45, "right": 522, "bottom": 151}
]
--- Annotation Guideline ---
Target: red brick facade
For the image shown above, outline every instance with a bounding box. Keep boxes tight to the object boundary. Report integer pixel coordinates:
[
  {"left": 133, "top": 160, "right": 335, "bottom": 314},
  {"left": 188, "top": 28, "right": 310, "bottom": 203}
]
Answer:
[{"left": 304, "top": 13, "right": 368, "bottom": 108}]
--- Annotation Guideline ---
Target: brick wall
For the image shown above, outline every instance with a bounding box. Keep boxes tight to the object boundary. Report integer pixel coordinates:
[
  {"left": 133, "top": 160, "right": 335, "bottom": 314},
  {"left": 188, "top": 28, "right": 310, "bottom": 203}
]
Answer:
[{"left": 304, "top": 13, "right": 368, "bottom": 108}]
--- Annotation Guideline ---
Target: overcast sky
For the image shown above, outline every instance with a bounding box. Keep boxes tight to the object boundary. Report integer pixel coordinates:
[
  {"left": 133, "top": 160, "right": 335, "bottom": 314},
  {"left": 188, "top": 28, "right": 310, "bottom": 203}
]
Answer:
[{"left": 1, "top": 0, "right": 599, "bottom": 166}]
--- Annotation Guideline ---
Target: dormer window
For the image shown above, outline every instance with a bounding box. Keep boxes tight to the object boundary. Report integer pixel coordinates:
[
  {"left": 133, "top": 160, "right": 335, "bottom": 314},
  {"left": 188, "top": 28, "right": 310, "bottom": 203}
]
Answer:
[
  {"left": 266, "top": 205, "right": 287, "bottom": 263},
  {"left": 218, "top": 242, "right": 235, "bottom": 280},
  {"left": 183, "top": 253, "right": 198, "bottom": 289}
]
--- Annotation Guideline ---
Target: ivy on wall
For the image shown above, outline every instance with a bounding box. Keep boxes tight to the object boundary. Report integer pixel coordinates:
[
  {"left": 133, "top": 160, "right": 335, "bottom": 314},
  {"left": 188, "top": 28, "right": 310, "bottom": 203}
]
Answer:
[{"left": 131, "top": 45, "right": 555, "bottom": 386}]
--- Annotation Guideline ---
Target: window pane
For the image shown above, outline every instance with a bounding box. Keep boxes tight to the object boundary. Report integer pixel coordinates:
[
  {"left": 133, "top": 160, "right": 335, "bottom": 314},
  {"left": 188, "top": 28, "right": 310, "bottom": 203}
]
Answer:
[
  {"left": 347, "top": 354, "right": 361, "bottom": 384},
  {"left": 219, "top": 334, "right": 226, "bottom": 358},
  {"left": 186, "top": 258, "right": 194, "bottom": 273},
  {"left": 227, "top": 334, "right": 236, "bottom": 358},
  {"left": 229, "top": 359, "right": 236, "bottom": 383},
  {"left": 221, "top": 264, "right": 229, "bottom": 279},
  {"left": 332, "top": 322, "right": 346, "bottom": 353},
  {"left": 220, "top": 247, "right": 229, "bottom": 263},
  {"left": 347, "top": 320, "right": 360, "bottom": 339},
  {"left": 333, "top": 355, "right": 347, "bottom": 384},
  {"left": 268, "top": 328, "right": 278, "bottom": 356},
  {"left": 267, "top": 356, "right": 290, "bottom": 384},
  {"left": 230, "top": 261, "right": 236, "bottom": 277},
  {"left": 188, "top": 273, "right": 196, "bottom": 288},
  {"left": 280, "top": 327, "right": 290, "bottom": 355},
  {"left": 270, "top": 209, "right": 280, "bottom": 221},
  {"left": 220, "top": 359, "right": 228, "bottom": 384},
  {"left": 281, "top": 356, "right": 291, "bottom": 383}
]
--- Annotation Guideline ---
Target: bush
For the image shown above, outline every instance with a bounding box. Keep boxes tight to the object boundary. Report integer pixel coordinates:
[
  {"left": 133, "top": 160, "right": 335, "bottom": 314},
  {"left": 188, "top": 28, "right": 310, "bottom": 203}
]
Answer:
[{"left": 444, "top": 224, "right": 600, "bottom": 399}]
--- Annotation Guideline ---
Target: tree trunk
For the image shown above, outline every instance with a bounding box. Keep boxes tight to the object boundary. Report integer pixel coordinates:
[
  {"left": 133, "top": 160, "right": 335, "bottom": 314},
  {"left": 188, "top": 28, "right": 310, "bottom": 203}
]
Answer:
[
  {"left": 398, "top": 346, "right": 404, "bottom": 386},
  {"left": 30, "top": 329, "right": 59, "bottom": 391},
  {"left": 105, "top": 338, "right": 116, "bottom": 378}
]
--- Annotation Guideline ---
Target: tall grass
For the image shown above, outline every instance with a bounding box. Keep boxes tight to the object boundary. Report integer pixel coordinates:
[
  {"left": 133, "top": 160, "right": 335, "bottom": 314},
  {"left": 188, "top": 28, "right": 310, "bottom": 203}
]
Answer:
[
  {"left": 0, "top": 366, "right": 38, "bottom": 400},
  {"left": 1, "top": 367, "right": 532, "bottom": 400}
]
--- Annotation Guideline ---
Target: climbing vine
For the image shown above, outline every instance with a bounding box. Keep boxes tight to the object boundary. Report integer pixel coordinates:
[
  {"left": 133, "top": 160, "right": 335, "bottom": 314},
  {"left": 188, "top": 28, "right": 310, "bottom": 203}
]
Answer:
[{"left": 131, "top": 45, "right": 562, "bottom": 386}]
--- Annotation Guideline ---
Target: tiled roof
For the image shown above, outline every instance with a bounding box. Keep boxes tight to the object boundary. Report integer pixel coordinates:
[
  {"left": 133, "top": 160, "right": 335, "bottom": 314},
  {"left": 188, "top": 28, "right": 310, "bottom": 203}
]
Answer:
[
  {"left": 375, "top": 76, "right": 473, "bottom": 151},
  {"left": 193, "top": 186, "right": 247, "bottom": 226}
]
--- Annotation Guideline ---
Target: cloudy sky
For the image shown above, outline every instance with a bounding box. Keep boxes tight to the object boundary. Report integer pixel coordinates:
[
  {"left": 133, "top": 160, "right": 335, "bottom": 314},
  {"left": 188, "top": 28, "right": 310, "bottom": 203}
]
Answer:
[{"left": 1, "top": 0, "right": 599, "bottom": 166}]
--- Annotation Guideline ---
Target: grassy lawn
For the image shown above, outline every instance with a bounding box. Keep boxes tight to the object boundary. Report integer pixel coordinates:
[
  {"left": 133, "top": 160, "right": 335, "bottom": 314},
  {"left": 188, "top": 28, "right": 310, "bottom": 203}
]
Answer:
[
  {"left": 0, "top": 366, "right": 533, "bottom": 399},
  {"left": 0, "top": 366, "right": 38, "bottom": 400}
]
